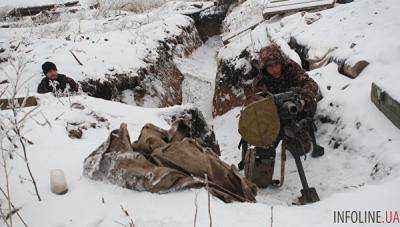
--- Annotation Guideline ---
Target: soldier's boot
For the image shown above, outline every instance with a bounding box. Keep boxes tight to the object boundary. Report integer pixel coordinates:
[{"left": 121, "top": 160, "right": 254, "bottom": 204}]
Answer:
[
  {"left": 255, "top": 147, "right": 280, "bottom": 187},
  {"left": 308, "top": 119, "right": 324, "bottom": 158},
  {"left": 238, "top": 139, "right": 248, "bottom": 170}
]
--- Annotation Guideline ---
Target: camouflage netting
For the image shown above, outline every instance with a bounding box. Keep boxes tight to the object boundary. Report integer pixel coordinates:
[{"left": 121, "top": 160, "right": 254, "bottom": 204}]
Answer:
[{"left": 83, "top": 117, "right": 257, "bottom": 203}]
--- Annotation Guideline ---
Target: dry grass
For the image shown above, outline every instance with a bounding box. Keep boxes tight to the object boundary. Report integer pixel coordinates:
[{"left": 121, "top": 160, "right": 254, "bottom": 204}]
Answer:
[{"left": 94, "top": 0, "right": 211, "bottom": 14}]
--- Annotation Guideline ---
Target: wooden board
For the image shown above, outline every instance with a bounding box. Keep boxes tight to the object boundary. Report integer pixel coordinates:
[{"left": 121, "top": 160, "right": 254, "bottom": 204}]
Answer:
[
  {"left": 222, "top": 19, "right": 265, "bottom": 45},
  {"left": 339, "top": 60, "right": 369, "bottom": 79},
  {"left": 179, "top": 2, "right": 215, "bottom": 16},
  {"left": 0, "top": 96, "right": 38, "bottom": 110},
  {"left": 263, "top": 0, "right": 335, "bottom": 19},
  {"left": 371, "top": 83, "right": 400, "bottom": 129},
  {"left": 7, "top": 1, "right": 79, "bottom": 17}
]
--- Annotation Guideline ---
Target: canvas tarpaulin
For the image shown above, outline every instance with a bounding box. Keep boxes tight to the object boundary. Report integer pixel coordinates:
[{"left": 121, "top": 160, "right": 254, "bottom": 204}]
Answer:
[{"left": 83, "top": 122, "right": 257, "bottom": 203}]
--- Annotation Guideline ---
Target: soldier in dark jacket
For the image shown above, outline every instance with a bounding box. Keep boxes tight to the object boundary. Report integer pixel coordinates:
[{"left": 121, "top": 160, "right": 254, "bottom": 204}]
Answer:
[
  {"left": 37, "top": 62, "right": 79, "bottom": 94},
  {"left": 238, "top": 43, "right": 323, "bottom": 170},
  {"left": 252, "top": 43, "right": 318, "bottom": 117}
]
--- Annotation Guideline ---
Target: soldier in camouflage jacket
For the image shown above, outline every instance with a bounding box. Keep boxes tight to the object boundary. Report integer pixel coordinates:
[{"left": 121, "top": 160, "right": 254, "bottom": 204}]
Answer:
[
  {"left": 252, "top": 43, "right": 319, "bottom": 117},
  {"left": 238, "top": 43, "right": 323, "bottom": 171}
]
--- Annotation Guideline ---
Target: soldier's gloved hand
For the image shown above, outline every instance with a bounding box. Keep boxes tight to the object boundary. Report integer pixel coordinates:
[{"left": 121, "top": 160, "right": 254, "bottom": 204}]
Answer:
[
  {"left": 255, "top": 91, "right": 268, "bottom": 97},
  {"left": 298, "top": 92, "right": 317, "bottom": 115},
  {"left": 299, "top": 99, "right": 306, "bottom": 111}
]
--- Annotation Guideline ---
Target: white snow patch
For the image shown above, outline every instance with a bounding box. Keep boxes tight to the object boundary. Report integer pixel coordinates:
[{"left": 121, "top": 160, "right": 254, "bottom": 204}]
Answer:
[{"left": 176, "top": 36, "right": 223, "bottom": 120}]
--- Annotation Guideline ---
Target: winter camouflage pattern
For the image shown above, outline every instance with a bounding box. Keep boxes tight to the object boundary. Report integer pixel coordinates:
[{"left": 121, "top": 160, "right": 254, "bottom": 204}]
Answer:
[{"left": 252, "top": 44, "right": 319, "bottom": 116}]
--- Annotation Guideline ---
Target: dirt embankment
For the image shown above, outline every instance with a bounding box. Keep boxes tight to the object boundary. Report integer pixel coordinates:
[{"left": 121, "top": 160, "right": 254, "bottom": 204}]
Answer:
[
  {"left": 80, "top": 22, "right": 202, "bottom": 107},
  {"left": 80, "top": 0, "right": 237, "bottom": 108}
]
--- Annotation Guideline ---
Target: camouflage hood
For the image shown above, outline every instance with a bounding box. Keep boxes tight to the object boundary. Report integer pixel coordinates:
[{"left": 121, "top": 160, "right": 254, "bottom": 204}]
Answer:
[{"left": 258, "top": 43, "right": 286, "bottom": 69}]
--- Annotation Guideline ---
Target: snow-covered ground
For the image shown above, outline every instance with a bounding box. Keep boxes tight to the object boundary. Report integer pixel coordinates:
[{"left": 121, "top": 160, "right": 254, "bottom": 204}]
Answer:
[
  {"left": 176, "top": 36, "right": 223, "bottom": 120},
  {"left": 0, "top": 0, "right": 75, "bottom": 8},
  {"left": 216, "top": 0, "right": 400, "bottom": 205},
  {"left": 0, "top": 11, "right": 195, "bottom": 94},
  {"left": 2, "top": 95, "right": 269, "bottom": 227},
  {"left": 1, "top": 0, "right": 400, "bottom": 226}
]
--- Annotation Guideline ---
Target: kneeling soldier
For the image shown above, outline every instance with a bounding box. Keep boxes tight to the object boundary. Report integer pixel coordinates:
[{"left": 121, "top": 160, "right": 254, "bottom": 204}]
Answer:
[{"left": 238, "top": 43, "right": 324, "bottom": 170}]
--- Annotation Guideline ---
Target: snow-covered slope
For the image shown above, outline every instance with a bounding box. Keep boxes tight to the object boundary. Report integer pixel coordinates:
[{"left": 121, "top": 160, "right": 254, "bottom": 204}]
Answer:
[
  {"left": 2, "top": 95, "right": 268, "bottom": 227},
  {"left": 0, "top": 0, "right": 74, "bottom": 8},
  {"left": 275, "top": 0, "right": 400, "bottom": 97},
  {"left": 216, "top": 0, "right": 400, "bottom": 201},
  {"left": 0, "top": 11, "right": 198, "bottom": 93},
  {"left": 0, "top": 2, "right": 217, "bottom": 107}
]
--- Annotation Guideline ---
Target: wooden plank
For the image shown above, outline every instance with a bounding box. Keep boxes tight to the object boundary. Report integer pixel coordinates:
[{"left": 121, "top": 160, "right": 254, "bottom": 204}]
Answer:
[
  {"left": 180, "top": 2, "right": 215, "bottom": 16},
  {"left": 266, "top": 0, "right": 334, "bottom": 9},
  {"left": 371, "top": 83, "right": 400, "bottom": 129},
  {"left": 7, "top": 1, "right": 79, "bottom": 17},
  {"left": 223, "top": 0, "right": 335, "bottom": 45},
  {"left": 222, "top": 19, "right": 265, "bottom": 45},
  {"left": 339, "top": 60, "right": 369, "bottom": 79},
  {"left": 263, "top": 0, "right": 335, "bottom": 19},
  {"left": 0, "top": 96, "right": 38, "bottom": 110}
]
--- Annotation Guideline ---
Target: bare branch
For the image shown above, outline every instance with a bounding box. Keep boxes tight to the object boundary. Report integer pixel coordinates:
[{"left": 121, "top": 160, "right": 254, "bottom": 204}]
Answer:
[
  {"left": 69, "top": 50, "right": 83, "bottom": 66},
  {"left": 0, "top": 208, "right": 11, "bottom": 227},
  {"left": 13, "top": 127, "right": 42, "bottom": 201},
  {"left": 193, "top": 191, "right": 198, "bottom": 227},
  {"left": 4, "top": 55, "right": 42, "bottom": 202},
  {"left": 204, "top": 174, "right": 212, "bottom": 227},
  {"left": 120, "top": 205, "right": 136, "bottom": 227},
  {"left": 1, "top": 149, "right": 13, "bottom": 227}
]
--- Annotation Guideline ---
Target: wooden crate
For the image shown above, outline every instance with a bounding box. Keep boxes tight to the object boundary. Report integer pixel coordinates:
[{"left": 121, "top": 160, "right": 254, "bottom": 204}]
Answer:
[{"left": 371, "top": 83, "right": 400, "bottom": 129}]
